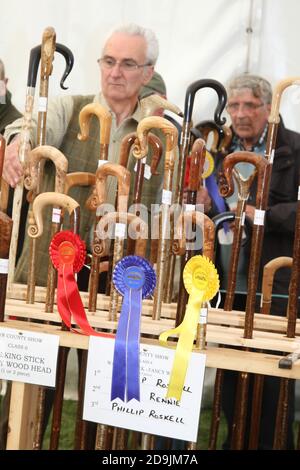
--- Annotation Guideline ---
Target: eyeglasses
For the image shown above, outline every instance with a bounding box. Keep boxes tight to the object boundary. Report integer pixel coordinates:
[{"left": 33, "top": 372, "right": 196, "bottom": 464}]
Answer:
[
  {"left": 226, "top": 102, "right": 265, "bottom": 114},
  {"left": 97, "top": 56, "right": 151, "bottom": 72}
]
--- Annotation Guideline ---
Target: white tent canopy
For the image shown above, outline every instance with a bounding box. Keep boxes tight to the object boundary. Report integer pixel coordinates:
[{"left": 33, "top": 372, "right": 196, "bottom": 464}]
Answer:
[{"left": 1, "top": 0, "right": 300, "bottom": 130}]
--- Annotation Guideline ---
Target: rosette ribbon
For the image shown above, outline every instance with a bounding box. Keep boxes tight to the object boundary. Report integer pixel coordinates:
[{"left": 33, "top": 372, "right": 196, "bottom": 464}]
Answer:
[
  {"left": 159, "top": 255, "right": 219, "bottom": 400},
  {"left": 111, "top": 255, "right": 156, "bottom": 402},
  {"left": 49, "top": 230, "right": 113, "bottom": 337}
]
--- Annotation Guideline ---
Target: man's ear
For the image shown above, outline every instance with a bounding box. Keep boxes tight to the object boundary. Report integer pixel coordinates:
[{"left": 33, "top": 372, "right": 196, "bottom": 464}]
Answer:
[{"left": 142, "top": 65, "right": 154, "bottom": 86}]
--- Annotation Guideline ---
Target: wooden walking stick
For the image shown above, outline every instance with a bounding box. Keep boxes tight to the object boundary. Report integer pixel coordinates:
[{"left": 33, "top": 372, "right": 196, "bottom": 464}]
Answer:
[
  {"left": 133, "top": 116, "right": 178, "bottom": 320},
  {"left": 77, "top": 102, "right": 112, "bottom": 311},
  {"left": 174, "top": 138, "right": 206, "bottom": 326},
  {"left": 92, "top": 163, "right": 131, "bottom": 317},
  {"left": 96, "top": 211, "right": 148, "bottom": 323},
  {"left": 0, "top": 135, "right": 9, "bottom": 213},
  {"left": 94, "top": 212, "right": 147, "bottom": 451},
  {"left": 24, "top": 146, "right": 68, "bottom": 312},
  {"left": 127, "top": 132, "right": 163, "bottom": 255},
  {"left": 27, "top": 29, "right": 74, "bottom": 304},
  {"left": 27, "top": 192, "right": 79, "bottom": 450},
  {"left": 261, "top": 257, "right": 293, "bottom": 315},
  {"left": 219, "top": 151, "right": 265, "bottom": 310},
  {"left": 7, "top": 45, "right": 40, "bottom": 290},
  {"left": 207, "top": 210, "right": 236, "bottom": 450},
  {"left": 164, "top": 79, "right": 227, "bottom": 303},
  {"left": 0, "top": 212, "right": 12, "bottom": 321},
  {"left": 26, "top": 27, "right": 56, "bottom": 305},
  {"left": 7, "top": 38, "right": 73, "bottom": 291},
  {"left": 273, "top": 170, "right": 300, "bottom": 449},
  {"left": 0, "top": 138, "right": 13, "bottom": 320},
  {"left": 172, "top": 211, "right": 216, "bottom": 451},
  {"left": 246, "top": 257, "right": 293, "bottom": 449}
]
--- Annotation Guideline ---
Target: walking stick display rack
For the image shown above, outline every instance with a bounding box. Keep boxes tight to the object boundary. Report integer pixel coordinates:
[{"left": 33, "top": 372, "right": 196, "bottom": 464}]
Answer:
[{"left": 2, "top": 283, "right": 300, "bottom": 449}]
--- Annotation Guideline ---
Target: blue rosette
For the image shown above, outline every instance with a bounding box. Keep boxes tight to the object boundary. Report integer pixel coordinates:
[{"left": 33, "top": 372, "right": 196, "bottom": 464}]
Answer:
[{"left": 111, "top": 256, "right": 156, "bottom": 402}]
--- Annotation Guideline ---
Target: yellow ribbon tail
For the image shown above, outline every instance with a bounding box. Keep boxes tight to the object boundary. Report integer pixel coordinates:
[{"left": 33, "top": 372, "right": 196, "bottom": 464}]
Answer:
[{"left": 166, "top": 291, "right": 204, "bottom": 401}]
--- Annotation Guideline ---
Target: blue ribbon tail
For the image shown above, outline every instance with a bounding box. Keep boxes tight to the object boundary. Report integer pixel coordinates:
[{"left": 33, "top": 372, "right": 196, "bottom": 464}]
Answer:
[
  {"left": 127, "top": 289, "right": 142, "bottom": 402},
  {"left": 110, "top": 290, "right": 129, "bottom": 401},
  {"left": 205, "top": 175, "right": 229, "bottom": 233}
]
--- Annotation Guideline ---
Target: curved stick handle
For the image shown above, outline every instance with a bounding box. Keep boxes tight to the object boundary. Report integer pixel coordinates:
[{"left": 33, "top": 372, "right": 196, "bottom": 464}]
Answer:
[
  {"left": 187, "top": 138, "right": 206, "bottom": 192},
  {"left": 94, "top": 163, "right": 131, "bottom": 212},
  {"left": 77, "top": 103, "right": 112, "bottom": 159},
  {"left": 261, "top": 256, "right": 293, "bottom": 315},
  {"left": 24, "top": 145, "right": 68, "bottom": 193},
  {"left": 173, "top": 211, "right": 215, "bottom": 260},
  {"left": 184, "top": 79, "right": 227, "bottom": 125},
  {"left": 133, "top": 116, "right": 178, "bottom": 159},
  {"left": 40, "top": 27, "right": 56, "bottom": 80},
  {"left": 148, "top": 133, "right": 163, "bottom": 175},
  {"left": 96, "top": 212, "right": 148, "bottom": 258},
  {"left": 219, "top": 151, "right": 266, "bottom": 198},
  {"left": 195, "top": 119, "right": 224, "bottom": 150},
  {"left": 119, "top": 132, "right": 137, "bottom": 168},
  {"left": 219, "top": 125, "right": 232, "bottom": 155},
  {"left": 64, "top": 171, "right": 95, "bottom": 195},
  {"left": 269, "top": 77, "right": 300, "bottom": 124},
  {"left": 55, "top": 43, "right": 74, "bottom": 90},
  {"left": 0, "top": 212, "right": 13, "bottom": 259},
  {"left": 27, "top": 45, "right": 42, "bottom": 87},
  {"left": 212, "top": 211, "right": 235, "bottom": 231},
  {"left": 140, "top": 93, "right": 183, "bottom": 117},
  {"left": 28, "top": 192, "right": 79, "bottom": 238}
]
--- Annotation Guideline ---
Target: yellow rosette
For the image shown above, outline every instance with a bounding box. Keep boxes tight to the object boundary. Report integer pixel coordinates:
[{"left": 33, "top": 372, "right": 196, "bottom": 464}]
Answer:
[
  {"left": 202, "top": 150, "right": 215, "bottom": 179},
  {"left": 159, "top": 255, "right": 219, "bottom": 400}
]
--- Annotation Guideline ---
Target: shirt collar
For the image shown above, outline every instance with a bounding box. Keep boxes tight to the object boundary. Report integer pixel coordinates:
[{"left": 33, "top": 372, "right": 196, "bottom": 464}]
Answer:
[
  {"left": 231, "top": 123, "right": 268, "bottom": 154},
  {"left": 94, "top": 92, "right": 142, "bottom": 125}
]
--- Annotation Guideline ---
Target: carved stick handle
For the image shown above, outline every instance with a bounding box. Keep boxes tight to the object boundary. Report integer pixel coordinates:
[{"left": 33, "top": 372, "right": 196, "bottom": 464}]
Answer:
[{"left": 28, "top": 192, "right": 79, "bottom": 238}]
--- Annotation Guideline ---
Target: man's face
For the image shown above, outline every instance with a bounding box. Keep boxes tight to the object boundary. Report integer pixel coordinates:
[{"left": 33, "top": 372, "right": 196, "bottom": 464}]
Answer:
[
  {"left": 100, "top": 33, "right": 154, "bottom": 103},
  {"left": 227, "top": 89, "right": 271, "bottom": 144}
]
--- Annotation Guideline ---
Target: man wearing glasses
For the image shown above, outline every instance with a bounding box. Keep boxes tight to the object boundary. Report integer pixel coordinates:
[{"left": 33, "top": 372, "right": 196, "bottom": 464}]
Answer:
[
  {"left": 3, "top": 23, "right": 167, "bottom": 287},
  {"left": 216, "top": 74, "right": 300, "bottom": 449}
]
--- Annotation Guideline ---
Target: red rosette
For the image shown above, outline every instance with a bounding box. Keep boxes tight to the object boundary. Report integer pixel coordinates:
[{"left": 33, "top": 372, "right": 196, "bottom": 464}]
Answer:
[{"left": 49, "top": 230, "right": 86, "bottom": 273}]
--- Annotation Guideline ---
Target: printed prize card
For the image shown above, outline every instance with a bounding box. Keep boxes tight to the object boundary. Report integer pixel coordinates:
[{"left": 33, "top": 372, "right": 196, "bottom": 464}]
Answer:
[
  {"left": 0, "top": 327, "right": 59, "bottom": 387},
  {"left": 83, "top": 336, "right": 206, "bottom": 442}
]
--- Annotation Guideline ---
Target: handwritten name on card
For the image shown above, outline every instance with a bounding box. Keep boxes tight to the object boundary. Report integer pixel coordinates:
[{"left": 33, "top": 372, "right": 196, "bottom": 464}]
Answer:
[
  {"left": 0, "top": 327, "right": 59, "bottom": 387},
  {"left": 83, "top": 337, "right": 206, "bottom": 442}
]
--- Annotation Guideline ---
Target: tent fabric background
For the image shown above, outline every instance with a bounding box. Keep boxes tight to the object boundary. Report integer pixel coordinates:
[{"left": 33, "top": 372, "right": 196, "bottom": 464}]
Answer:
[{"left": 1, "top": 0, "right": 299, "bottom": 130}]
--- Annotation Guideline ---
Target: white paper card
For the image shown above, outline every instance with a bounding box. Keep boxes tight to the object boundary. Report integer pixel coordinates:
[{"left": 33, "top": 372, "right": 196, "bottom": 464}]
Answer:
[
  {"left": 298, "top": 186, "right": 300, "bottom": 201},
  {"left": 0, "top": 259, "right": 9, "bottom": 274},
  {"left": 134, "top": 160, "right": 151, "bottom": 180},
  {"left": 143, "top": 164, "right": 151, "bottom": 180},
  {"left": 38, "top": 97, "right": 47, "bottom": 112},
  {"left": 0, "top": 327, "right": 59, "bottom": 387},
  {"left": 184, "top": 204, "right": 195, "bottom": 212},
  {"left": 254, "top": 209, "right": 265, "bottom": 226},
  {"left": 162, "top": 189, "right": 172, "bottom": 205},
  {"left": 83, "top": 337, "right": 206, "bottom": 442},
  {"left": 241, "top": 212, "right": 246, "bottom": 226},
  {"left": 115, "top": 223, "right": 126, "bottom": 238},
  {"left": 199, "top": 308, "right": 207, "bottom": 325},
  {"left": 98, "top": 160, "right": 108, "bottom": 168},
  {"left": 52, "top": 208, "right": 61, "bottom": 223}
]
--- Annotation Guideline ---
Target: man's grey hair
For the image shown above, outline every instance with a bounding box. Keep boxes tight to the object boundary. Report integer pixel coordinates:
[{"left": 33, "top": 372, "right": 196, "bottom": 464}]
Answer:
[
  {"left": 0, "top": 59, "right": 5, "bottom": 81},
  {"left": 104, "top": 23, "right": 159, "bottom": 65},
  {"left": 227, "top": 74, "right": 272, "bottom": 104}
]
